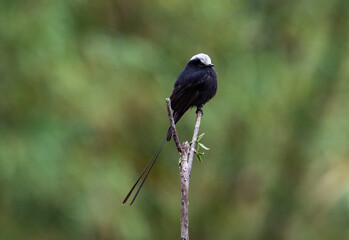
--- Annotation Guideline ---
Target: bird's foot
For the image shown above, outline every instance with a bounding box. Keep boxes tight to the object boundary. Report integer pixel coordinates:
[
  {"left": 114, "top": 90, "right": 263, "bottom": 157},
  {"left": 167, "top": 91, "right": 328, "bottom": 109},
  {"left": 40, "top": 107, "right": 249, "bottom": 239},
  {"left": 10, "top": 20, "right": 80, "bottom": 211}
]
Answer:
[{"left": 196, "top": 106, "right": 203, "bottom": 115}]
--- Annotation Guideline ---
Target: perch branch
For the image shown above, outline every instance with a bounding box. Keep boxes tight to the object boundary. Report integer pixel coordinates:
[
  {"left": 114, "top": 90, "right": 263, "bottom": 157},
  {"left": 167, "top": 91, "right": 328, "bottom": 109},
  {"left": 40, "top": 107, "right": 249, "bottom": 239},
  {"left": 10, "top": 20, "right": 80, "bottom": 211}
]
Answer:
[
  {"left": 165, "top": 98, "right": 203, "bottom": 240},
  {"left": 179, "top": 141, "right": 190, "bottom": 240},
  {"left": 188, "top": 110, "right": 202, "bottom": 176}
]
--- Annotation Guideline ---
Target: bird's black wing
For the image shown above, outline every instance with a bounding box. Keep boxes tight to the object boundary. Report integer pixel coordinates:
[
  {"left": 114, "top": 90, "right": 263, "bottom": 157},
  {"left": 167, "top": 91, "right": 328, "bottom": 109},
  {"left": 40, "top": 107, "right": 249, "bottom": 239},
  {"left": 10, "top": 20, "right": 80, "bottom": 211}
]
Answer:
[
  {"left": 170, "top": 84, "right": 200, "bottom": 123},
  {"left": 170, "top": 69, "right": 208, "bottom": 121},
  {"left": 166, "top": 86, "right": 199, "bottom": 141}
]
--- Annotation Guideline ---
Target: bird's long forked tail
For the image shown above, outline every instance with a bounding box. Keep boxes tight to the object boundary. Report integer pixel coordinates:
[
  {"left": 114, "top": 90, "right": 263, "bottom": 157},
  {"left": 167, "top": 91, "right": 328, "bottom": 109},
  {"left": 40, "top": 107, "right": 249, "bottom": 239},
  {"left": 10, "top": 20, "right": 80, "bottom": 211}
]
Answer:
[{"left": 122, "top": 135, "right": 167, "bottom": 205}]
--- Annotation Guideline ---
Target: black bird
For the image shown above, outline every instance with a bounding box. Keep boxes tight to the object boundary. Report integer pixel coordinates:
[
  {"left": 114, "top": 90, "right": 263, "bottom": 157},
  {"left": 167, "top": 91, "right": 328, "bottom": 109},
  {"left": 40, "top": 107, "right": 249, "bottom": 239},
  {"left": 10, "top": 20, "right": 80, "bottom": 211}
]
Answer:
[{"left": 123, "top": 53, "right": 217, "bottom": 205}]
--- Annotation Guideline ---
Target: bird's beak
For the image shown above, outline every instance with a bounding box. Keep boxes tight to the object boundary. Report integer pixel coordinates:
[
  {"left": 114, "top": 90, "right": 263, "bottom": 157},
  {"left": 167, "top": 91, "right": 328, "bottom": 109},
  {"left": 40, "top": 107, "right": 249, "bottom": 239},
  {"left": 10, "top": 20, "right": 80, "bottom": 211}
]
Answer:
[{"left": 208, "top": 64, "right": 214, "bottom": 67}]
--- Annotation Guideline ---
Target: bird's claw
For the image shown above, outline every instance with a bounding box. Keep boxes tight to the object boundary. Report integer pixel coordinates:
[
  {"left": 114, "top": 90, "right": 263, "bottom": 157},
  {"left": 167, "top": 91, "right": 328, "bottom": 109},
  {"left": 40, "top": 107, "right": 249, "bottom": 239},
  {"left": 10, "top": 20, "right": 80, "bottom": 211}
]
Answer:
[{"left": 196, "top": 106, "right": 203, "bottom": 115}]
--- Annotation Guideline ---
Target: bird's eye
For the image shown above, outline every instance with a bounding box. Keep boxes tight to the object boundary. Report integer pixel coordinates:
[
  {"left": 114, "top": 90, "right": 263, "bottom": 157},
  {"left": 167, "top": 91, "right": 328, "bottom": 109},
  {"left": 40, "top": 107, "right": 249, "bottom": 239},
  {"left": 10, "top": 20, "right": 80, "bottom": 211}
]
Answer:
[
  {"left": 193, "top": 59, "right": 201, "bottom": 64},
  {"left": 188, "top": 58, "right": 205, "bottom": 68},
  {"left": 196, "top": 60, "right": 206, "bottom": 66}
]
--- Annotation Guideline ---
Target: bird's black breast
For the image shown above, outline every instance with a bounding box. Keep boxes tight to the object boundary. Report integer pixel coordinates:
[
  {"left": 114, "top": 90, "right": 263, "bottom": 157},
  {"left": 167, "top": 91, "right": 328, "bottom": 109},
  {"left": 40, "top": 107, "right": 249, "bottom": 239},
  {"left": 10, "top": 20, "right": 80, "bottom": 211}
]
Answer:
[{"left": 194, "top": 67, "right": 217, "bottom": 106}]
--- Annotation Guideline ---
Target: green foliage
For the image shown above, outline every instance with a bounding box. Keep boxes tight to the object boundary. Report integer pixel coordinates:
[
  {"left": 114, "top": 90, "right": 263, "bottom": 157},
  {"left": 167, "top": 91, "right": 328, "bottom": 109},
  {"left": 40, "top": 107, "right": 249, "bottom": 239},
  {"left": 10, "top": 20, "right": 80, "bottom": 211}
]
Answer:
[
  {"left": 1, "top": 0, "right": 349, "bottom": 239},
  {"left": 196, "top": 133, "right": 210, "bottom": 162}
]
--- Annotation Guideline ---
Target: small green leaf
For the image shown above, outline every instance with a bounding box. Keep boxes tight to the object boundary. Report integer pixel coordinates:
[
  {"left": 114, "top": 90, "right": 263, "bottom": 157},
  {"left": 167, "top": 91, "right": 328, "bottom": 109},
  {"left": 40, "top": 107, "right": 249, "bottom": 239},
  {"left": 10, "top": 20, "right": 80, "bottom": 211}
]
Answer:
[
  {"left": 197, "top": 133, "right": 205, "bottom": 142},
  {"left": 197, "top": 152, "right": 204, "bottom": 155},
  {"left": 196, "top": 154, "right": 202, "bottom": 162},
  {"left": 198, "top": 143, "right": 210, "bottom": 150}
]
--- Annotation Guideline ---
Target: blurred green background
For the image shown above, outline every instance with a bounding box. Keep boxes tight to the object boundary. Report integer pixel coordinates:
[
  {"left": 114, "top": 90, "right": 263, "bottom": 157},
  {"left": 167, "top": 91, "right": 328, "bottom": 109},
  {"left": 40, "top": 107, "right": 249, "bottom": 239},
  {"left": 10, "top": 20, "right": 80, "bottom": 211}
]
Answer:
[{"left": 1, "top": 0, "right": 349, "bottom": 239}]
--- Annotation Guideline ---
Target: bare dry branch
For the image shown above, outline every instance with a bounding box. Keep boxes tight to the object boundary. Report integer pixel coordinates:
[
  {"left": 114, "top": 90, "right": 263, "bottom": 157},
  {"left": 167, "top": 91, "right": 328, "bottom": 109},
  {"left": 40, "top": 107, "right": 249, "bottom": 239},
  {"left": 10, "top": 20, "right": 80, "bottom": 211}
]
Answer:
[
  {"left": 166, "top": 98, "right": 182, "bottom": 153},
  {"left": 165, "top": 99, "right": 203, "bottom": 240},
  {"left": 188, "top": 110, "right": 202, "bottom": 176},
  {"left": 179, "top": 141, "right": 190, "bottom": 240}
]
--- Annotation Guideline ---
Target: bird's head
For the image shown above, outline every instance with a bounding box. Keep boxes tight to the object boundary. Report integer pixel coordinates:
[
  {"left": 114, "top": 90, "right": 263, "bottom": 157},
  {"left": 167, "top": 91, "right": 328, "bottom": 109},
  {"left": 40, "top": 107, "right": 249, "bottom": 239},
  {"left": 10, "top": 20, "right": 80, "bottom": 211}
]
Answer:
[{"left": 187, "top": 53, "right": 214, "bottom": 69}]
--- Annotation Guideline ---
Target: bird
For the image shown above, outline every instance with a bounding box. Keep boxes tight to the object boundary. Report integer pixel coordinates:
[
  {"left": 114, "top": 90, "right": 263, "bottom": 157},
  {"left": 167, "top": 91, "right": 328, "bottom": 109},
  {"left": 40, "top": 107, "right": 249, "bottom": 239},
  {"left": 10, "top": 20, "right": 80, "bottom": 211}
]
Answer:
[{"left": 122, "top": 53, "right": 217, "bottom": 205}]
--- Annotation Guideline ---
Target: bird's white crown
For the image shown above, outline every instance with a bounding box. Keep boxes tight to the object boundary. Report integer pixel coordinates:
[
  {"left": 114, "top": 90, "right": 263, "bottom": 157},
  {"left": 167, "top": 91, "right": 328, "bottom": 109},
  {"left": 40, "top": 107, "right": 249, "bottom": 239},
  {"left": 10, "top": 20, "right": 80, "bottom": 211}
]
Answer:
[{"left": 190, "top": 53, "right": 212, "bottom": 66}]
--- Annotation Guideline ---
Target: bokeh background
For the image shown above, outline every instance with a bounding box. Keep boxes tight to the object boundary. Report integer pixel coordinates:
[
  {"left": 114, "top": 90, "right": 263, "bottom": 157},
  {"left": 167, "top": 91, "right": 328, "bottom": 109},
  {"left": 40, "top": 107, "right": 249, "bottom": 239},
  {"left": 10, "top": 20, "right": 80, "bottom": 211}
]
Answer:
[{"left": 1, "top": 0, "right": 349, "bottom": 239}]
